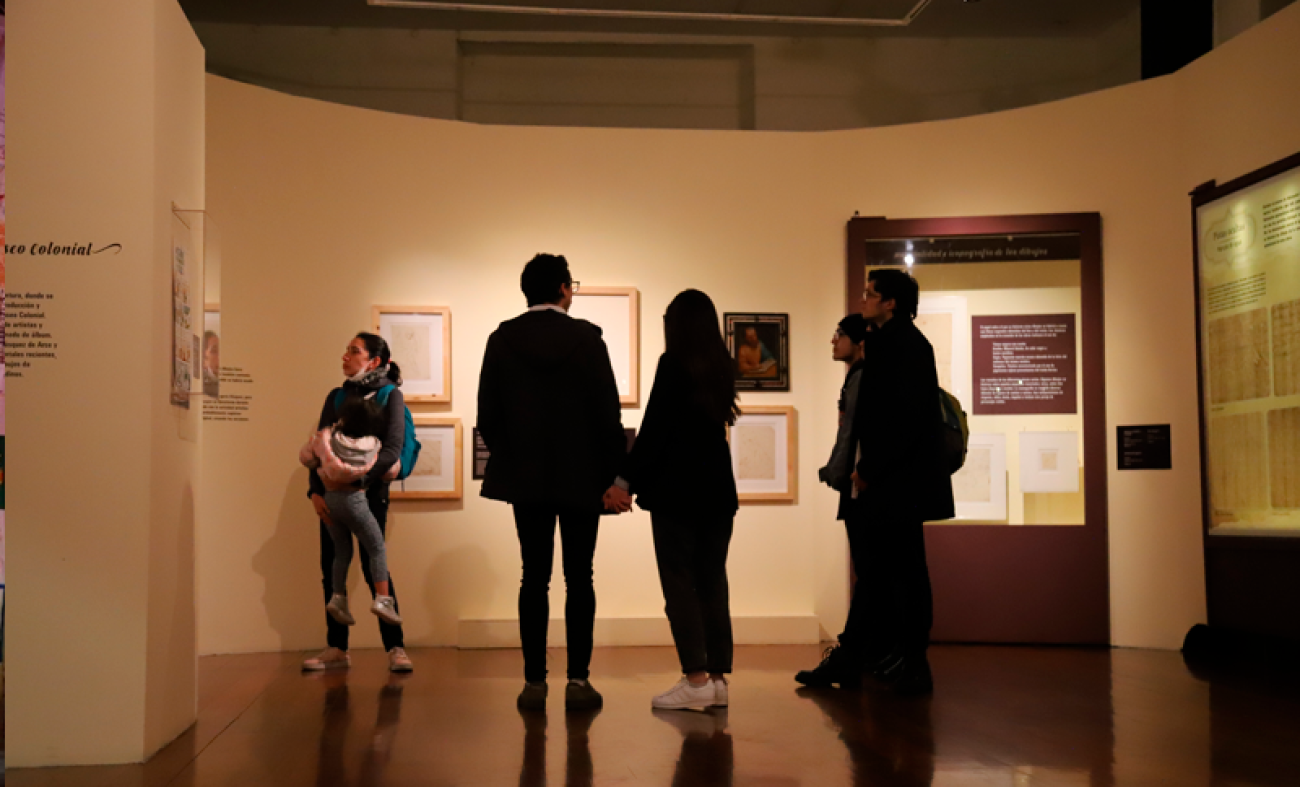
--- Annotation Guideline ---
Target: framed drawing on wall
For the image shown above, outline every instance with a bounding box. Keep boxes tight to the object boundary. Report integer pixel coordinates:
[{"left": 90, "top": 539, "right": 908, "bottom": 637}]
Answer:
[
  {"left": 391, "top": 416, "right": 463, "bottom": 500},
  {"left": 725, "top": 313, "right": 790, "bottom": 391},
  {"left": 568, "top": 286, "right": 640, "bottom": 407},
  {"left": 728, "top": 405, "right": 797, "bottom": 502},
  {"left": 952, "top": 433, "right": 1008, "bottom": 521},
  {"left": 372, "top": 305, "right": 451, "bottom": 403}
]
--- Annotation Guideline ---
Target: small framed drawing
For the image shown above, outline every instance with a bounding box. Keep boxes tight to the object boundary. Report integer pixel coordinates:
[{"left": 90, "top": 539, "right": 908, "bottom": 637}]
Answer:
[
  {"left": 568, "top": 287, "right": 640, "bottom": 407},
  {"left": 372, "top": 305, "right": 451, "bottom": 404},
  {"left": 392, "top": 417, "right": 463, "bottom": 500},
  {"left": 1019, "top": 431, "right": 1080, "bottom": 493},
  {"left": 952, "top": 433, "right": 1008, "bottom": 521},
  {"left": 724, "top": 313, "right": 789, "bottom": 391},
  {"left": 728, "top": 405, "right": 797, "bottom": 502}
]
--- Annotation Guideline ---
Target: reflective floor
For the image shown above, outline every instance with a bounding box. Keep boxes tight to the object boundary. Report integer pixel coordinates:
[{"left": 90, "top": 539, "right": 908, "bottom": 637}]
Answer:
[{"left": 8, "top": 644, "right": 1300, "bottom": 786}]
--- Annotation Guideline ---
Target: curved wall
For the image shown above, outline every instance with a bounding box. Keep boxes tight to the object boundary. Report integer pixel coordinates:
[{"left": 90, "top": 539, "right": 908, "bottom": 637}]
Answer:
[{"left": 200, "top": 3, "right": 1300, "bottom": 653}]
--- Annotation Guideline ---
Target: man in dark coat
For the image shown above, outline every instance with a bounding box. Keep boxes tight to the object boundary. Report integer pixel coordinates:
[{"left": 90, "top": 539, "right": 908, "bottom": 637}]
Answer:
[
  {"left": 797, "top": 269, "right": 954, "bottom": 695},
  {"left": 477, "top": 253, "right": 629, "bottom": 712}
]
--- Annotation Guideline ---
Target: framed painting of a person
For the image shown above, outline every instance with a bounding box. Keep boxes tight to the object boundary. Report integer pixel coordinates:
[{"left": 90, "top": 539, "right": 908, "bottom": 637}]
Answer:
[{"left": 724, "top": 313, "right": 790, "bottom": 391}]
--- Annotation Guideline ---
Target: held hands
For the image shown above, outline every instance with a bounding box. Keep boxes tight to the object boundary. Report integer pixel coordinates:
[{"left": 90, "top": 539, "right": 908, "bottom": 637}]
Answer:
[{"left": 602, "top": 485, "right": 633, "bottom": 514}]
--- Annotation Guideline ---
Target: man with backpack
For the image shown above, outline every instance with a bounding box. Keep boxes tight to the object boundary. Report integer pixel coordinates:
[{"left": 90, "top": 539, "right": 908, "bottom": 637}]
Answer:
[
  {"left": 797, "top": 269, "right": 954, "bottom": 695},
  {"left": 477, "top": 253, "right": 629, "bottom": 712}
]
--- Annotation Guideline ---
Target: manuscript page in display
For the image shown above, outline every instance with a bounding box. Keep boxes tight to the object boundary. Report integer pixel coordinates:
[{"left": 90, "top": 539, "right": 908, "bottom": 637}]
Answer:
[{"left": 1198, "top": 160, "right": 1300, "bottom": 533}]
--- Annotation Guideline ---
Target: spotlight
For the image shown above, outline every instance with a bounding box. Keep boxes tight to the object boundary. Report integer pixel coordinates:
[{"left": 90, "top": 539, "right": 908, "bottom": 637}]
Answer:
[{"left": 905, "top": 253, "right": 915, "bottom": 267}]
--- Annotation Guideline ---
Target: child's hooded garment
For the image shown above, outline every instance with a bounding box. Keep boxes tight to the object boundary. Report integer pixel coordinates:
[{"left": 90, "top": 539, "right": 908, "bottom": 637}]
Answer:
[{"left": 299, "top": 427, "right": 381, "bottom": 486}]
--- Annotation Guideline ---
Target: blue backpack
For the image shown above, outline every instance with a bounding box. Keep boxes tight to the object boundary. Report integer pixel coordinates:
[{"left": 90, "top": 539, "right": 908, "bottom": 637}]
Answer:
[{"left": 334, "top": 384, "right": 421, "bottom": 481}]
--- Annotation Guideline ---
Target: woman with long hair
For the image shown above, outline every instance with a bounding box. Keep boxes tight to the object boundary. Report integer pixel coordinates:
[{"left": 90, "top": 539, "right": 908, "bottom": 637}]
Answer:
[
  {"left": 621, "top": 289, "right": 740, "bottom": 710},
  {"left": 301, "top": 332, "right": 413, "bottom": 674}
]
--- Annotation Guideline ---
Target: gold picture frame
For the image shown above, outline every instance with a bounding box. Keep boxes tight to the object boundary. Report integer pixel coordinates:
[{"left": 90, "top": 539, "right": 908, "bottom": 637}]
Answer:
[
  {"left": 727, "top": 405, "right": 797, "bottom": 503},
  {"left": 568, "top": 286, "right": 640, "bottom": 408},
  {"left": 371, "top": 305, "right": 452, "bottom": 404},
  {"left": 390, "top": 416, "right": 463, "bottom": 500}
]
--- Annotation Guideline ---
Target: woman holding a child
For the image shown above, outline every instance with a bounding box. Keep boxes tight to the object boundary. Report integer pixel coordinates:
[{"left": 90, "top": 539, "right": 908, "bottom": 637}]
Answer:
[{"left": 300, "top": 332, "right": 414, "bottom": 674}]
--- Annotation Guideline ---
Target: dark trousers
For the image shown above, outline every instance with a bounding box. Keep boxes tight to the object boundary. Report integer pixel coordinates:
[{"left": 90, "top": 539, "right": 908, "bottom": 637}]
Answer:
[
  {"left": 838, "top": 500, "right": 886, "bottom": 658},
  {"left": 846, "top": 505, "right": 932, "bottom": 657},
  {"left": 320, "top": 484, "right": 404, "bottom": 652},
  {"left": 513, "top": 504, "right": 600, "bottom": 682},
  {"left": 651, "top": 512, "right": 734, "bottom": 675}
]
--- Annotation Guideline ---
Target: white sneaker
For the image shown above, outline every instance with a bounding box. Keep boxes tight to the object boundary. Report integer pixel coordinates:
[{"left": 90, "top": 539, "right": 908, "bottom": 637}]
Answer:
[
  {"left": 326, "top": 594, "right": 355, "bottom": 626},
  {"left": 302, "top": 647, "right": 351, "bottom": 671},
  {"left": 652, "top": 677, "right": 717, "bottom": 710},
  {"left": 711, "top": 676, "right": 729, "bottom": 707},
  {"left": 372, "top": 595, "right": 403, "bottom": 625}
]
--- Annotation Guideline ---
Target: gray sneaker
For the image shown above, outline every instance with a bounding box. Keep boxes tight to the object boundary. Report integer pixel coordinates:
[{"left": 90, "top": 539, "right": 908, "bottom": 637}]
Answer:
[
  {"left": 517, "top": 681, "right": 548, "bottom": 711},
  {"left": 371, "top": 595, "right": 402, "bottom": 625},
  {"left": 565, "top": 680, "right": 604, "bottom": 711},
  {"left": 326, "top": 594, "right": 355, "bottom": 626}
]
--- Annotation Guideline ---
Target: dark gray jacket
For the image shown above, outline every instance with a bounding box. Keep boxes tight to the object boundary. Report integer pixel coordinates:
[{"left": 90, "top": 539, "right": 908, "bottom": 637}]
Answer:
[{"left": 820, "top": 359, "right": 865, "bottom": 520}]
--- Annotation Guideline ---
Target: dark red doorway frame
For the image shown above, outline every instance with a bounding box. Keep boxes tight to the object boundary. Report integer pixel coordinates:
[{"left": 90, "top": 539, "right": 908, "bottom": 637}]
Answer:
[{"left": 847, "top": 213, "right": 1109, "bottom": 645}]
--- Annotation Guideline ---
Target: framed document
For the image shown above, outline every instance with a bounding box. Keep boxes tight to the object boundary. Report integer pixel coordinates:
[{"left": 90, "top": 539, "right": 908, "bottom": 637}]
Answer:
[
  {"left": 1018, "top": 431, "right": 1080, "bottom": 494},
  {"left": 953, "top": 433, "right": 1008, "bottom": 521},
  {"left": 728, "top": 405, "right": 797, "bottom": 503},
  {"left": 372, "top": 305, "right": 451, "bottom": 404},
  {"left": 391, "top": 416, "right": 463, "bottom": 500},
  {"left": 568, "top": 287, "right": 640, "bottom": 407}
]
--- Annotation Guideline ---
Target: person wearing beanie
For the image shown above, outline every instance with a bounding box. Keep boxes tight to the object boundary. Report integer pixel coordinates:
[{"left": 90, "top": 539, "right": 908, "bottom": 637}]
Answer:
[{"left": 797, "top": 313, "right": 874, "bottom": 688}]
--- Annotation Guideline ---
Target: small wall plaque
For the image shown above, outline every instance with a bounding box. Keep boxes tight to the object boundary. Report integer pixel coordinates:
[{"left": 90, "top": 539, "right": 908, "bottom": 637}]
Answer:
[{"left": 1118, "top": 425, "right": 1171, "bottom": 470}]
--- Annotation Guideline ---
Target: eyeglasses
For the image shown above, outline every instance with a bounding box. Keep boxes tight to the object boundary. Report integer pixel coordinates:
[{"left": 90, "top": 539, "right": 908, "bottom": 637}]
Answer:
[
  {"left": 569, "top": 281, "right": 581, "bottom": 293},
  {"left": 862, "top": 289, "right": 881, "bottom": 300}
]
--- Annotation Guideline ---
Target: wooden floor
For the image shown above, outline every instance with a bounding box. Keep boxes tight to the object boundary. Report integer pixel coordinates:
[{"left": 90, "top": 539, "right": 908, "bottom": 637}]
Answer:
[{"left": 7, "top": 644, "right": 1300, "bottom": 786}]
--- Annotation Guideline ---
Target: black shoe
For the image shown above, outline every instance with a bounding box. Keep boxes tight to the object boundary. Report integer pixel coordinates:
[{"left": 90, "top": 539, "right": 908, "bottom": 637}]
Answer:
[
  {"left": 795, "top": 645, "right": 862, "bottom": 688},
  {"left": 868, "top": 650, "right": 905, "bottom": 680},
  {"left": 517, "top": 681, "right": 548, "bottom": 711},
  {"left": 878, "top": 654, "right": 933, "bottom": 696},
  {"left": 565, "top": 680, "right": 604, "bottom": 710}
]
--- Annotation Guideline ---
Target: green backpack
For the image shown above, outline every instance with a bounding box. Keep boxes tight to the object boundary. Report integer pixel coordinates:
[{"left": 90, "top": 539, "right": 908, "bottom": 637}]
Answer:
[{"left": 938, "top": 389, "right": 970, "bottom": 474}]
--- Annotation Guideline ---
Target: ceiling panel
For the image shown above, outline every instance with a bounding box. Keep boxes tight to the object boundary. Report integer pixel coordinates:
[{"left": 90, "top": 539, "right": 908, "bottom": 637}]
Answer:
[
  {"left": 179, "top": 0, "right": 1138, "bottom": 38},
  {"left": 367, "top": 0, "right": 928, "bottom": 26}
]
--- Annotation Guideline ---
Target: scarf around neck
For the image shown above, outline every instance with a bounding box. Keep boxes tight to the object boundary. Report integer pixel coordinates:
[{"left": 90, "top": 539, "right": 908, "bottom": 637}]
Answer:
[{"left": 348, "top": 363, "right": 391, "bottom": 388}]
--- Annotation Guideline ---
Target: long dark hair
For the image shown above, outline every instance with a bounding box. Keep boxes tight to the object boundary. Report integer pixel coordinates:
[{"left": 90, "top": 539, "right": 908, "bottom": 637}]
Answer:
[
  {"left": 354, "top": 332, "right": 403, "bottom": 385},
  {"left": 664, "top": 290, "right": 740, "bottom": 426}
]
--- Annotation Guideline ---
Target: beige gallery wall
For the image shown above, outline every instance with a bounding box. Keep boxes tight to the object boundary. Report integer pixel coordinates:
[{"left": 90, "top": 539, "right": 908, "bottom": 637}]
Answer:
[
  {"left": 200, "top": 5, "right": 1300, "bottom": 656},
  {"left": 8, "top": 0, "right": 205, "bottom": 767}
]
